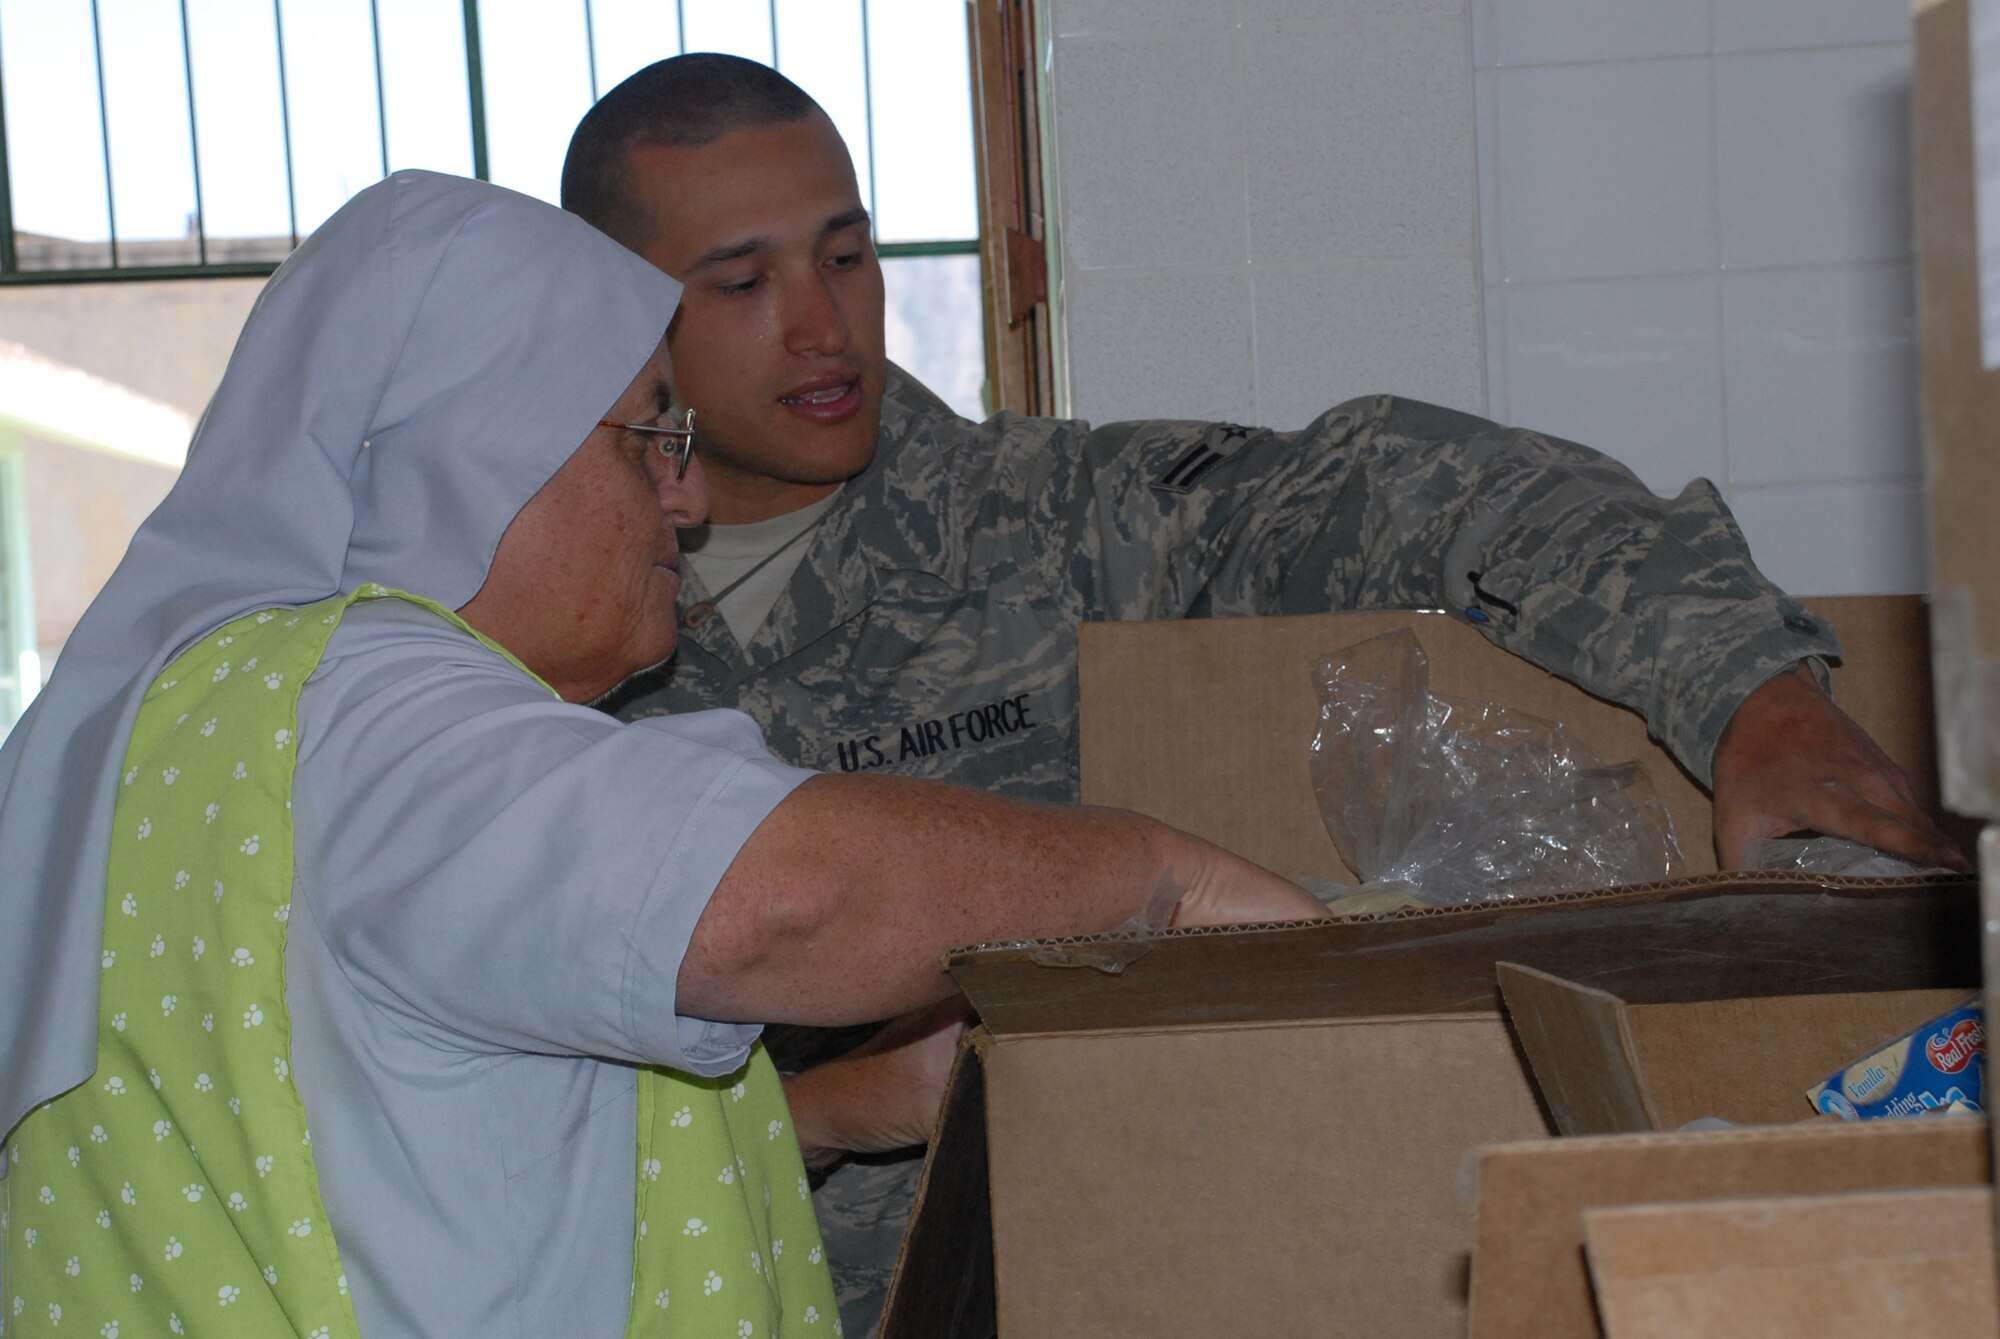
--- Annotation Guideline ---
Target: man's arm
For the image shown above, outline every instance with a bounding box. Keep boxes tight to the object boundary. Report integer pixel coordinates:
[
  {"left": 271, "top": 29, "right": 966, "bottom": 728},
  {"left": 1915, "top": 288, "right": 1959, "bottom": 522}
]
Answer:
[
  {"left": 677, "top": 773, "right": 1326, "bottom": 1025},
  {"left": 1002, "top": 390, "right": 1949, "bottom": 865}
]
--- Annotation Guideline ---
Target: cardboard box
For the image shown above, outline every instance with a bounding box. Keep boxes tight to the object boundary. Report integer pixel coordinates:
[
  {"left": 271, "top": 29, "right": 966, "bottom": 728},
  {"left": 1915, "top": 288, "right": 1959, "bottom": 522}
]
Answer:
[
  {"left": 1496, "top": 963, "right": 1972, "bottom": 1136},
  {"left": 879, "top": 598, "right": 1973, "bottom": 1336},
  {"left": 1077, "top": 597, "right": 1947, "bottom": 883},
  {"left": 1468, "top": 1121, "right": 1992, "bottom": 1339},
  {"left": 1583, "top": 1186, "right": 1999, "bottom": 1337},
  {"left": 880, "top": 879, "right": 1978, "bottom": 1339},
  {"left": 1483, "top": 966, "right": 1992, "bottom": 1336}
]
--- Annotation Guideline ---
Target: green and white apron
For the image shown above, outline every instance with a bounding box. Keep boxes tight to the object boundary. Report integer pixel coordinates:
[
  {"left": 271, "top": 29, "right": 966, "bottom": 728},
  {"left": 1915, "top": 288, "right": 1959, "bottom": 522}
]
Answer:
[{"left": 3, "top": 587, "right": 836, "bottom": 1337}]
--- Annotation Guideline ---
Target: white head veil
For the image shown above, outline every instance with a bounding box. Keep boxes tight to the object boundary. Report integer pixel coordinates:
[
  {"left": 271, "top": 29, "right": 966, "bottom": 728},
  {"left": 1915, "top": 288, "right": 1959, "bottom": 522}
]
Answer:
[{"left": 0, "top": 171, "right": 683, "bottom": 1150}]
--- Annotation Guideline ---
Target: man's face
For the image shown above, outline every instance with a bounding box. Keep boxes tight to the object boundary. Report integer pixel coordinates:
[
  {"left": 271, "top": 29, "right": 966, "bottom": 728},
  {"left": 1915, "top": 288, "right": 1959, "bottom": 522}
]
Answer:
[{"left": 623, "top": 112, "right": 887, "bottom": 521}]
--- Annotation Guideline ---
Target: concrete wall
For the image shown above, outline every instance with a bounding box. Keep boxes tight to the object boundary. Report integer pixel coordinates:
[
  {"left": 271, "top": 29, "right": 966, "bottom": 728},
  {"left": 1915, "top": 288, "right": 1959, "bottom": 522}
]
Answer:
[
  {"left": 1044, "top": 0, "right": 1926, "bottom": 597},
  {"left": 1044, "top": 0, "right": 1485, "bottom": 430},
  {"left": 0, "top": 277, "right": 264, "bottom": 419},
  {"left": 17, "top": 432, "right": 176, "bottom": 657},
  {"left": 1474, "top": 0, "right": 1922, "bottom": 597},
  {"left": 0, "top": 280, "right": 257, "bottom": 677}
]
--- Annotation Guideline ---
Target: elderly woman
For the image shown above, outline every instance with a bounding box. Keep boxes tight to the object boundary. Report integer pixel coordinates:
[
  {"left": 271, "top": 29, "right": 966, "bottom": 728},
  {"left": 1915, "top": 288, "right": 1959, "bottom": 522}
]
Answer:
[{"left": 0, "top": 173, "right": 1320, "bottom": 1336}]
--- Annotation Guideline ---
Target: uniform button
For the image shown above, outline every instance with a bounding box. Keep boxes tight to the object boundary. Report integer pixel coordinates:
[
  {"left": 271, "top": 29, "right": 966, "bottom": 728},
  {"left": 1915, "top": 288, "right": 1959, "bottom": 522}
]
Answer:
[
  {"left": 683, "top": 602, "right": 717, "bottom": 629},
  {"left": 1783, "top": 614, "right": 1818, "bottom": 636}
]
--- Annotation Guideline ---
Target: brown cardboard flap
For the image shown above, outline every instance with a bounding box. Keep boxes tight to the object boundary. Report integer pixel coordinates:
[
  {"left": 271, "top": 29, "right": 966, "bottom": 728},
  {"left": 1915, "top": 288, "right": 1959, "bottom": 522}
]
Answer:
[
  {"left": 949, "top": 877, "right": 1977, "bottom": 1038},
  {"left": 1078, "top": 598, "right": 1943, "bottom": 882},
  {"left": 1467, "top": 1120, "right": 1993, "bottom": 1339},
  {"left": 1917, "top": 0, "right": 2000, "bottom": 817},
  {"left": 877, "top": 1032, "right": 995, "bottom": 1339},
  {"left": 1583, "top": 1187, "right": 1999, "bottom": 1337},
  {"left": 1493, "top": 965, "right": 1655, "bottom": 1134},
  {"left": 1498, "top": 962, "right": 1975, "bottom": 1135}
]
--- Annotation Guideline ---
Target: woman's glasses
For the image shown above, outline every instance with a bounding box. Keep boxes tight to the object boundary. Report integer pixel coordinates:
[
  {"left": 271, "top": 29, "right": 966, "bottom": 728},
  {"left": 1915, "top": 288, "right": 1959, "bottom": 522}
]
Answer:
[{"left": 599, "top": 406, "right": 697, "bottom": 479}]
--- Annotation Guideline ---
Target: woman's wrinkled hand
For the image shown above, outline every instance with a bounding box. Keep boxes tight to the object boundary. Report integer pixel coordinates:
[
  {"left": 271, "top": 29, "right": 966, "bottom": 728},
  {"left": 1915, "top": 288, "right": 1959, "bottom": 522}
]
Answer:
[{"left": 781, "top": 995, "right": 975, "bottom": 1171}]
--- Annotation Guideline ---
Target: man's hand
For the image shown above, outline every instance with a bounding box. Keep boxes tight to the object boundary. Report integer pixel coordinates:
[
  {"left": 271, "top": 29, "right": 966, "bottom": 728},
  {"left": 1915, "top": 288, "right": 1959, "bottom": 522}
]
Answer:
[
  {"left": 782, "top": 996, "right": 975, "bottom": 1171},
  {"left": 1710, "top": 663, "right": 1968, "bottom": 872}
]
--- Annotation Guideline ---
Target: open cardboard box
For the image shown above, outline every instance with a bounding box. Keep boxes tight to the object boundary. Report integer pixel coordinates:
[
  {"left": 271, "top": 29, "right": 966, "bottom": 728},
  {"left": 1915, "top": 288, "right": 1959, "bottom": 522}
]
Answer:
[
  {"left": 879, "top": 597, "right": 1975, "bottom": 1338},
  {"left": 1464, "top": 956, "right": 1990, "bottom": 1338},
  {"left": 1495, "top": 964, "right": 1975, "bottom": 1138}
]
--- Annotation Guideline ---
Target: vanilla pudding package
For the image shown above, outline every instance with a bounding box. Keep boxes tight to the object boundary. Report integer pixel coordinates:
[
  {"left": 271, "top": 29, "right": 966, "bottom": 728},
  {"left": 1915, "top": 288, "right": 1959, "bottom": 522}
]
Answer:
[{"left": 1809, "top": 996, "right": 1985, "bottom": 1120}]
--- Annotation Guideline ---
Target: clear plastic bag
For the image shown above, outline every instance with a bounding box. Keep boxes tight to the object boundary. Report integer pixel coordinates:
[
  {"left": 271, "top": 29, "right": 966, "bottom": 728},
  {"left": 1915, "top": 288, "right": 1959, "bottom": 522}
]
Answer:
[
  {"left": 1308, "top": 629, "right": 1683, "bottom": 907},
  {"left": 1743, "top": 835, "right": 1942, "bottom": 879}
]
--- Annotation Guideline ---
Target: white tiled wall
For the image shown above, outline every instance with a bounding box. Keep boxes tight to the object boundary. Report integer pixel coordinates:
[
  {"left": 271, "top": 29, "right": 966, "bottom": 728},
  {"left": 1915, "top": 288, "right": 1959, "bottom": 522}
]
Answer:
[
  {"left": 1046, "top": 0, "right": 1925, "bottom": 598},
  {"left": 1044, "top": 0, "right": 1485, "bottom": 430},
  {"left": 1476, "top": 0, "right": 1923, "bottom": 596}
]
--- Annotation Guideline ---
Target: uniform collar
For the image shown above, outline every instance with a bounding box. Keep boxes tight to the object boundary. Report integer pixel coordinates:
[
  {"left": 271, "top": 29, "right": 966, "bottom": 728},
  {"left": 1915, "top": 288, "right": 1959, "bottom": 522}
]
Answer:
[{"left": 675, "top": 362, "right": 971, "bottom": 673}]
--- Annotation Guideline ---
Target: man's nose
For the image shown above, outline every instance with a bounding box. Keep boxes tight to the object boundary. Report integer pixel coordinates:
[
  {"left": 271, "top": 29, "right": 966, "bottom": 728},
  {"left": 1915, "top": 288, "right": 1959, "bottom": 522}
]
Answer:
[{"left": 783, "top": 273, "right": 850, "bottom": 357}]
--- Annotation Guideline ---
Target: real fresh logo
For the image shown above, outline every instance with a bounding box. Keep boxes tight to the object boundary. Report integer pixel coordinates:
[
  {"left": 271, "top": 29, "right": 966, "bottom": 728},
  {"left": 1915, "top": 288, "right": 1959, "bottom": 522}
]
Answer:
[{"left": 1925, "top": 1017, "right": 1986, "bottom": 1075}]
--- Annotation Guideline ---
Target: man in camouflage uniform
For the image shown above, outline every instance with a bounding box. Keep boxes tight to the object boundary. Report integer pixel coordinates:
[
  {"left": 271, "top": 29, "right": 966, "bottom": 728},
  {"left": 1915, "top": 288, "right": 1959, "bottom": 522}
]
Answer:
[{"left": 564, "top": 55, "right": 1963, "bottom": 1337}]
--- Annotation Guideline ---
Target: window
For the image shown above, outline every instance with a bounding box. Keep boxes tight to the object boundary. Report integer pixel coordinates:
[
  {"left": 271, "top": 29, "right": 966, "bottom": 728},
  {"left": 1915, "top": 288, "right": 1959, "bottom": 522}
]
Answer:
[
  {"left": 0, "top": 1, "right": 1010, "bottom": 737},
  {"left": 0, "top": 1, "right": 989, "bottom": 407}
]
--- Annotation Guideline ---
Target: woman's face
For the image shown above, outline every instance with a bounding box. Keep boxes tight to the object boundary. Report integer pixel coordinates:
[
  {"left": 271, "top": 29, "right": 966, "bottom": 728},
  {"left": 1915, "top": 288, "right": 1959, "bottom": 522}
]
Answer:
[{"left": 457, "top": 337, "right": 707, "bottom": 702}]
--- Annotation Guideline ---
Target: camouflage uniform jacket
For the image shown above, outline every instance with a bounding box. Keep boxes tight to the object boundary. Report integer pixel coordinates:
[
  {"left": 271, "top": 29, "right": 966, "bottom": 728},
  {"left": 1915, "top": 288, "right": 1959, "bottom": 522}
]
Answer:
[{"left": 619, "top": 363, "right": 1839, "bottom": 800}]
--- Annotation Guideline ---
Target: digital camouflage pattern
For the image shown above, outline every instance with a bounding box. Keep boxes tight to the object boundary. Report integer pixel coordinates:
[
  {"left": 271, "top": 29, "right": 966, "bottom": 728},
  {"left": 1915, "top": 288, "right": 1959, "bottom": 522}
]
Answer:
[{"left": 611, "top": 363, "right": 1840, "bottom": 1335}]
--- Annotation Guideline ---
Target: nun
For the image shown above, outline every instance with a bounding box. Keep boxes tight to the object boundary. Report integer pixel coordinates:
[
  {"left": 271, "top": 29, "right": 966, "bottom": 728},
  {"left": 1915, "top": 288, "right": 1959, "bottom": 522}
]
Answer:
[{"left": 0, "top": 171, "right": 1322, "bottom": 1337}]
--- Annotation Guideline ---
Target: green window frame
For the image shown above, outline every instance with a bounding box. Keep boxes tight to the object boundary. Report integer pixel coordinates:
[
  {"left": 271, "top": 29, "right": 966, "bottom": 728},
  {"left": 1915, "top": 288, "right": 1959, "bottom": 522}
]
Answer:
[{"left": 0, "top": 0, "right": 977, "bottom": 286}]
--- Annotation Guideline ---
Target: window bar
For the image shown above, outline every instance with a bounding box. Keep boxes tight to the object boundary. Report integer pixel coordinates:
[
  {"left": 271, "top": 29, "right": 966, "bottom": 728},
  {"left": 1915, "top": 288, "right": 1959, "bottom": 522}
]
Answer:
[
  {"left": 178, "top": 0, "right": 208, "bottom": 265},
  {"left": 368, "top": 0, "right": 390, "bottom": 177},
  {"left": 768, "top": 0, "right": 779, "bottom": 66},
  {"left": 272, "top": 0, "right": 299, "bottom": 248},
  {"left": 859, "top": 0, "right": 878, "bottom": 226},
  {"left": 877, "top": 240, "right": 978, "bottom": 259},
  {"left": 88, "top": 0, "right": 119, "bottom": 268},
  {"left": 583, "top": 0, "right": 598, "bottom": 103},
  {"left": 0, "top": 23, "right": 20, "bottom": 274},
  {"left": 675, "top": 0, "right": 686, "bottom": 57},
  {"left": 462, "top": 0, "right": 489, "bottom": 181}
]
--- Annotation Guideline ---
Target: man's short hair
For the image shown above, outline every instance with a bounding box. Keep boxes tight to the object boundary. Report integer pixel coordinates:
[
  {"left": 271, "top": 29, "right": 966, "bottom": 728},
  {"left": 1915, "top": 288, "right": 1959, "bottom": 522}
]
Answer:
[{"left": 562, "top": 53, "right": 821, "bottom": 249}]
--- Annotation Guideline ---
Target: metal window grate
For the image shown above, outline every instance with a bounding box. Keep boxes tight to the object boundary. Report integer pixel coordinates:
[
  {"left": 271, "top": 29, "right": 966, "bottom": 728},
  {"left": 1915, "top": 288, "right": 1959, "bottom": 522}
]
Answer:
[{"left": 0, "top": 0, "right": 976, "bottom": 285}]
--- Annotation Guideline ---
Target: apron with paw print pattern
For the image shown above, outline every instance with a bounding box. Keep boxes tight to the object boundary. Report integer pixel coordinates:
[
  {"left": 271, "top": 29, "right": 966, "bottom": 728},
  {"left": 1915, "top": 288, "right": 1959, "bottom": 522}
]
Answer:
[{"left": 3, "top": 587, "right": 837, "bottom": 1338}]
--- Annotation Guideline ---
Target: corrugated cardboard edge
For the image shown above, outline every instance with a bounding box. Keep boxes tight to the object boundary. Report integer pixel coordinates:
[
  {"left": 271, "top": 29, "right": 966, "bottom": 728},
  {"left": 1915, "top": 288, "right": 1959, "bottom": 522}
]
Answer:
[
  {"left": 1582, "top": 1186, "right": 1999, "bottom": 1337},
  {"left": 1498, "top": 963, "right": 1657, "bottom": 1136},
  {"left": 946, "top": 871, "right": 1965, "bottom": 961},
  {"left": 947, "top": 878, "right": 1980, "bottom": 1042}
]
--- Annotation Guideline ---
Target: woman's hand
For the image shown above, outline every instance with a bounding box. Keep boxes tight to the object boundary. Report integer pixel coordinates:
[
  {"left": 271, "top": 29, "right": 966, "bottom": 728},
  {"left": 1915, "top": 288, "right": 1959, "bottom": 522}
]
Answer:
[
  {"left": 782, "top": 996, "right": 976, "bottom": 1171},
  {"left": 1165, "top": 850, "right": 1334, "bottom": 928}
]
